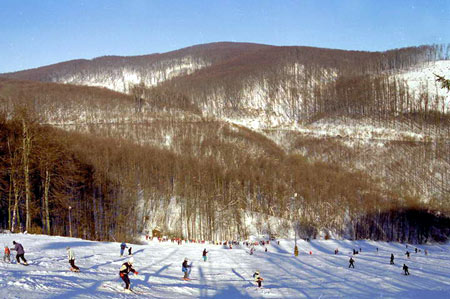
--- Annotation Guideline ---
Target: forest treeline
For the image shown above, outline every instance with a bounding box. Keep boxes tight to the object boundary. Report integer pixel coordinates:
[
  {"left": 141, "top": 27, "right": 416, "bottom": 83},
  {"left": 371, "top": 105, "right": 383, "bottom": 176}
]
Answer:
[{"left": 0, "top": 108, "right": 448, "bottom": 243}]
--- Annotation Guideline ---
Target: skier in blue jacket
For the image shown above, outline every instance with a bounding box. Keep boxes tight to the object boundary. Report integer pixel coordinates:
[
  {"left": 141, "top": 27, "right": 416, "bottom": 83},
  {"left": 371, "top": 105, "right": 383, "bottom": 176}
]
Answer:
[{"left": 120, "top": 242, "right": 128, "bottom": 256}]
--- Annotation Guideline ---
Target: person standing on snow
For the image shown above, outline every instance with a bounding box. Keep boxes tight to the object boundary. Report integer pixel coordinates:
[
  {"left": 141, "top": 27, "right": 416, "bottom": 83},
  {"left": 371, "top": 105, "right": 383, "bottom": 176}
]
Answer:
[
  {"left": 11, "top": 241, "right": 28, "bottom": 265},
  {"left": 253, "top": 271, "right": 264, "bottom": 288},
  {"left": 120, "top": 242, "right": 128, "bottom": 256},
  {"left": 405, "top": 251, "right": 410, "bottom": 259},
  {"left": 67, "top": 247, "right": 80, "bottom": 272},
  {"left": 202, "top": 249, "right": 208, "bottom": 262},
  {"left": 390, "top": 253, "right": 395, "bottom": 265},
  {"left": 348, "top": 257, "right": 355, "bottom": 268},
  {"left": 3, "top": 245, "right": 11, "bottom": 263},
  {"left": 403, "top": 264, "right": 410, "bottom": 275},
  {"left": 182, "top": 258, "right": 192, "bottom": 280},
  {"left": 119, "top": 257, "right": 138, "bottom": 291},
  {"left": 128, "top": 247, "right": 132, "bottom": 256}
]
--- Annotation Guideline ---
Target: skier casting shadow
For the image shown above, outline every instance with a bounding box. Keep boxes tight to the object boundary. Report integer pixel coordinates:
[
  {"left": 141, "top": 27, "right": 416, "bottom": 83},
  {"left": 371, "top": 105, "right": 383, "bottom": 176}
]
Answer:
[
  {"left": 119, "top": 257, "right": 138, "bottom": 291},
  {"left": 182, "top": 258, "right": 192, "bottom": 280},
  {"left": 67, "top": 246, "right": 80, "bottom": 272},
  {"left": 11, "top": 241, "right": 28, "bottom": 265},
  {"left": 253, "top": 271, "right": 264, "bottom": 288},
  {"left": 348, "top": 257, "right": 355, "bottom": 268},
  {"left": 403, "top": 264, "right": 410, "bottom": 275},
  {"left": 202, "top": 249, "right": 208, "bottom": 262}
]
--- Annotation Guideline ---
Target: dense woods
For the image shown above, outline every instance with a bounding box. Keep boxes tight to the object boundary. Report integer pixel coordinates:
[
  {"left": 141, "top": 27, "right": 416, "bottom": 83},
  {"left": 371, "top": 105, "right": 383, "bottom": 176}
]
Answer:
[
  {"left": 0, "top": 42, "right": 449, "bottom": 244},
  {"left": 0, "top": 107, "right": 448, "bottom": 243}
]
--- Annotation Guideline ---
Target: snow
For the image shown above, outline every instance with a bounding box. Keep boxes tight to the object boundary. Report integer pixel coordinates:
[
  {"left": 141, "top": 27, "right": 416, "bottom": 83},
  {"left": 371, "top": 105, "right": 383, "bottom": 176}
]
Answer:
[
  {"left": 58, "top": 57, "right": 209, "bottom": 93},
  {"left": 398, "top": 60, "right": 450, "bottom": 110},
  {"left": 1, "top": 233, "right": 450, "bottom": 298}
]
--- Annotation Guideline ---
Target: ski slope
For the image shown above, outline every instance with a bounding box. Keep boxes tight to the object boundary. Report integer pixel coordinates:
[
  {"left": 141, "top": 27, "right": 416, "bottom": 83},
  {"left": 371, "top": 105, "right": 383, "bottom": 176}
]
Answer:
[{"left": 1, "top": 233, "right": 449, "bottom": 298}]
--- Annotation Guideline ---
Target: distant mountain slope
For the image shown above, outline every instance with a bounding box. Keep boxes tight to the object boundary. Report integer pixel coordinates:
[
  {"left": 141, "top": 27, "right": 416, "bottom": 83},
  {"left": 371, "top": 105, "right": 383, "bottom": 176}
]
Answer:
[
  {"left": 0, "top": 42, "right": 273, "bottom": 92},
  {"left": 0, "top": 42, "right": 438, "bottom": 94}
]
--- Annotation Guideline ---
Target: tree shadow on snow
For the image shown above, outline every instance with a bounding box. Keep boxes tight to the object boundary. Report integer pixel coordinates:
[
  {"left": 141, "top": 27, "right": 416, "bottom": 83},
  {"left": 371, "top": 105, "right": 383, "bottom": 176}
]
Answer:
[
  {"left": 40, "top": 241, "right": 93, "bottom": 250},
  {"left": 203, "top": 284, "right": 249, "bottom": 299}
]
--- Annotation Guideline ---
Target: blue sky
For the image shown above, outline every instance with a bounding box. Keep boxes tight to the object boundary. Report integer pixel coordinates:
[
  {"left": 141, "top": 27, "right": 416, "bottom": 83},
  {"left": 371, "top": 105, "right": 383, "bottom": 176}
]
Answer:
[{"left": 0, "top": 0, "right": 449, "bottom": 73}]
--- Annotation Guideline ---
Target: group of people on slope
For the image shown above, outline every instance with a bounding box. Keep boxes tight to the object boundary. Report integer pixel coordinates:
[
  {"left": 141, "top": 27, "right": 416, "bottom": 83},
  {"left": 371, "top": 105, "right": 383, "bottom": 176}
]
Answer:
[
  {"left": 3, "top": 240, "right": 81, "bottom": 272},
  {"left": 348, "top": 250, "right": 413, "bottom": 275}
]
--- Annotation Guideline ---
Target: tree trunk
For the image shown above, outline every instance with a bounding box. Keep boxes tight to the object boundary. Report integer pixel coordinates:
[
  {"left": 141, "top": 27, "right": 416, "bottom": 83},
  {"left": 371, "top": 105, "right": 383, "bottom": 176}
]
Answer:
[
  {"left": 8, "top": 172, "right": 12, "bottom": 230},
  {"left": 22, "top": 119, "right": 32, "bottom": 232},
  {"left": 43, "top": 168, "right": 51, "bottom": 234},
  {"left": 11, "top": 175, "right": 20, "bottom": 233}
]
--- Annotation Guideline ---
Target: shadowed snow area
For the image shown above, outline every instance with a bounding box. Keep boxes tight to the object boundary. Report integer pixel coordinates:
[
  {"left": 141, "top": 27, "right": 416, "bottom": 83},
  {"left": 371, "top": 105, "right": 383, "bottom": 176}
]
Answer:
[{"left": 1, "top": 233, "right": 450, "bottom": 298}]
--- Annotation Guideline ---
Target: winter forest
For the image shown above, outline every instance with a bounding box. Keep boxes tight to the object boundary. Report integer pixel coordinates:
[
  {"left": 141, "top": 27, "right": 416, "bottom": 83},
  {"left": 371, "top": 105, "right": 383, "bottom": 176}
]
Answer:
[{"left": 1, "top": 43, "right": 450, "bottom": 244}]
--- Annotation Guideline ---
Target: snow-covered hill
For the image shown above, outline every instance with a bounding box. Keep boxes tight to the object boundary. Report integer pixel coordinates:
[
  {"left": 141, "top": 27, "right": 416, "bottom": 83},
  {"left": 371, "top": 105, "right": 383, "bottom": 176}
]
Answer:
[
  {"left": 398, "top": 60, "right": 450, "bottom": 109},
  {"left": 1, "top": 233, "right": 449, "bottom": 298}
]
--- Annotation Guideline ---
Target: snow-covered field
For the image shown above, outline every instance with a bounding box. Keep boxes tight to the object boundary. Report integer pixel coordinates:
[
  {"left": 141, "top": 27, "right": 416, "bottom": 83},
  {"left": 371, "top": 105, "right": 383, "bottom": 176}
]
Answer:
[{"left": 1, "top": 233, "right": 449, "bottom": 298}]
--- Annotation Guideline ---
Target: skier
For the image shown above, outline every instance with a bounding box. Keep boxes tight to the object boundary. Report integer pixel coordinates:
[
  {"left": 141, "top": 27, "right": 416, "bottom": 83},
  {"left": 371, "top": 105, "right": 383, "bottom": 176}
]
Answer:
[
  {"left": 3, "top": 245, "right": 11, "bottom": 263},
  {"left": 182, "top": 257, "right": 192, "bottom": 280},
  {"left": 11, "top": 241, "right": 28, "bottom": 265},
  {"left": 202, "top": 249, "right": 208, "bottom": 262},
  {"left": 390, "top": 253, "right": 395, "bottom": 265},
  {"left": 334, "top": 248, "right": 339, "bottom": 255},
  {"left": 405, "top": 251, "right": 410, "bottom": 259},
  {"left": 119, "top": 257, "right": 138, "bottom": 291},
  {"left": 128, "top": 247, "right": 132, "bottom": 256},
  {"left": 253, "top": 271, "right": 264, "bottom": 288},
  {"left": 348, "top": 257, "right": 355, "bottom": 268},
  {"left": 414, "top": 248, "right": 418, "bottom": 254},
  {"left": 120, "top": 242, "right": 128, "bottom": 256},
  {"left": 265, "top": 247, "right": 268, "bottom": 252},
  {"left": 424, "top": 249, "right": 428, "bottom": 256},
  {"left": 67, "top": 247, "right": 80, "bottom": 272},
  {"left": 403, "top": 264, "right": 410, "bottom": 275}
]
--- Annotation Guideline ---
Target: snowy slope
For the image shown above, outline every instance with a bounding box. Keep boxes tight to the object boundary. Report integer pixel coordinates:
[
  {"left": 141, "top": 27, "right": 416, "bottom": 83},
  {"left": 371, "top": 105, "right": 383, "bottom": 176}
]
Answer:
[
  {"left": 1, "top": 233, "right": 449, "bottom": 298},
  {"left": 398, "top": 60, "right": 450, "bottom": 109}
]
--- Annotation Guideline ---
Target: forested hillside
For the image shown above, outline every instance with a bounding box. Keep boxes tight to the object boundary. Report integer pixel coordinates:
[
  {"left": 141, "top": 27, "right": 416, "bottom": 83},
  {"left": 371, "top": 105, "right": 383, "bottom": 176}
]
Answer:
[{"left": 0, "top": 42, "right": 449, "bottom": 243}]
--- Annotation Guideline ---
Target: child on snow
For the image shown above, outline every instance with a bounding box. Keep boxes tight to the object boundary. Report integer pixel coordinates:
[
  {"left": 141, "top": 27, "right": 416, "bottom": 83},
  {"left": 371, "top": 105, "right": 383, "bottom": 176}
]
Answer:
[
  {"left": 119, "top": 257, "right": 138, "bottom": 291},
  {"left": 120, "top": 242, "right": 128, "bottom": 256},
  {"left": 182, "top": 258, "right": 192, "bottom": 280},
  {"left": 253, "top": 271, "right": 264, "bottom": 288},
  {"left": 67, "top": 247, "right": 80, "bottom": 272},
  {"left": 390, "top": 253, "right": 395, "bottom": 265},
  {"left": 128, "top": 247, "right": 132, "bottom": 255},
  {"left": 202, "top": 249, "right": 208, "bottom": 262},
  {"left": 3, "top": 245, "right": 10, "bottom": 263}
]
